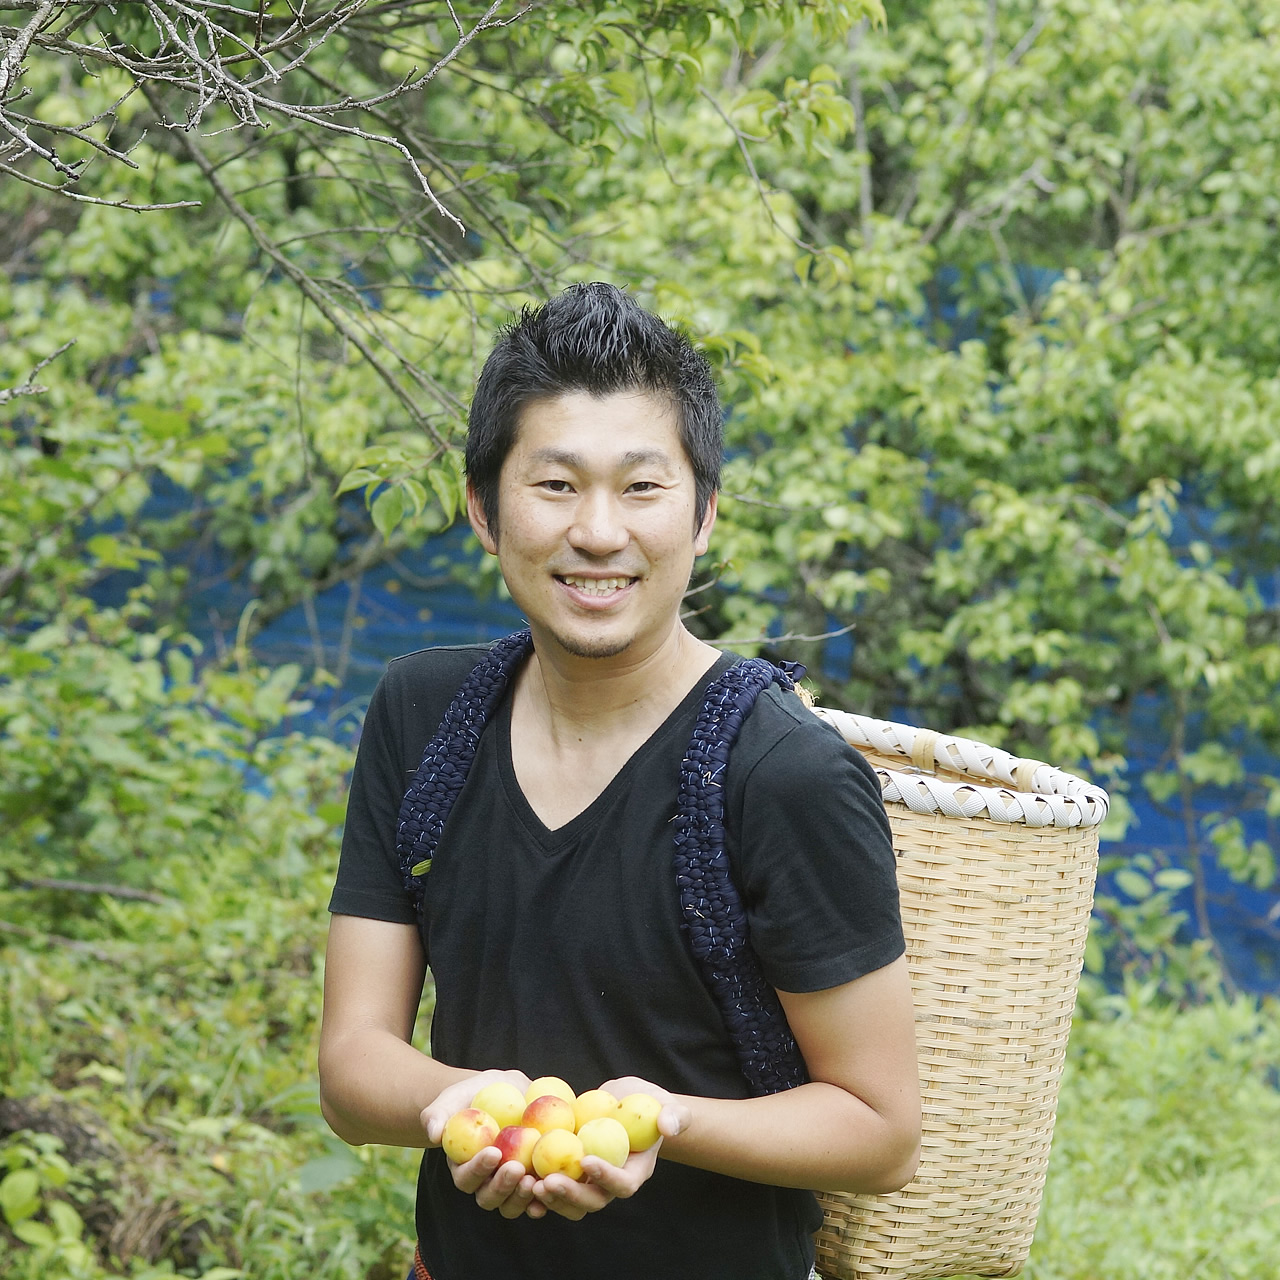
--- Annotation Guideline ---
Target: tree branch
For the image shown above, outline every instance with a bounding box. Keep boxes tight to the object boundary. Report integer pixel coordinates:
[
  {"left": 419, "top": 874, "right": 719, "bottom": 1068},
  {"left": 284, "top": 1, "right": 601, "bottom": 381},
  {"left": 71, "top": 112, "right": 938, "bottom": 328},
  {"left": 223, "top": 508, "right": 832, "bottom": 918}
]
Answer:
[
  {"left": 149, "top": 82, "right": 452, "bottom": 447},
  {"left": 0, "top": 338, "right": 74, "bottom": 406},
  {"left": 848, "top": 18, "right": 872, "bottom": 245},
  {"left": 18, "top": 877, "right": 172, "bottom": 905}
]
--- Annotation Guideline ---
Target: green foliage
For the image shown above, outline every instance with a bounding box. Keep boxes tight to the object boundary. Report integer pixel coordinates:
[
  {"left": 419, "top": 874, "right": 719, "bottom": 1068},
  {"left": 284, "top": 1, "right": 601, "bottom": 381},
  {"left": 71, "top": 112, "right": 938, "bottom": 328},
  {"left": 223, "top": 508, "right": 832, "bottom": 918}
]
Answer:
[
  {"left": 1016, "top": 986, "right": 1280, "bottom": 1280},
  {"left": 1, "top": 1134, "right": 95, "bottom": 1272},
  {"left": 0, "top": 683, "right": 420, "bottom": 1278},
  {"left": 3, "top": 0, "right": 1279, "bottom": 1272}
]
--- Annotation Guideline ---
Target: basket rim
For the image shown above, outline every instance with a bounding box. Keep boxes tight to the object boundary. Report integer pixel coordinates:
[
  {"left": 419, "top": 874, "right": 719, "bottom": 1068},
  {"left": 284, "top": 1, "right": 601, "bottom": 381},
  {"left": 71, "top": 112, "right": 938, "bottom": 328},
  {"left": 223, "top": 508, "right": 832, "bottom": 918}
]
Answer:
[{"left": 814, "top": 708, "right": 1110, "bottom": 830}]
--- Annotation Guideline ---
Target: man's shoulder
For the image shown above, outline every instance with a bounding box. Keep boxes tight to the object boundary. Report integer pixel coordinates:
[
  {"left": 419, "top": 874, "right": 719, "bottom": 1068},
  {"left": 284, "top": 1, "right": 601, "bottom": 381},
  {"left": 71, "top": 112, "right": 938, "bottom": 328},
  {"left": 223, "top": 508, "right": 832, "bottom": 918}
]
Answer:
[
  {"left": 731, "top": 677, "right": 879, "bottom": 794},
  {"left": 383, "top": 639, "right": 500, "bottom": 694},
  {"left": 371, "top": 639, "right": 516, "bottom": 747}
]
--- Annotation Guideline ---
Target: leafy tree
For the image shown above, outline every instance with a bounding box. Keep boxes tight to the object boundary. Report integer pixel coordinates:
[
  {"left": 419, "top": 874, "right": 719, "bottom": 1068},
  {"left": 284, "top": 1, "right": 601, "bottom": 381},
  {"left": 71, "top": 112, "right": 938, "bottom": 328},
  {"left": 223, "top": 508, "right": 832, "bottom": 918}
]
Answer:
[
  {"left": 2, "top": 0, "right": 1275, "bottom": 1007},
  {"left": 3, "top": 1, "right": 1279, "bottom": 1275}
]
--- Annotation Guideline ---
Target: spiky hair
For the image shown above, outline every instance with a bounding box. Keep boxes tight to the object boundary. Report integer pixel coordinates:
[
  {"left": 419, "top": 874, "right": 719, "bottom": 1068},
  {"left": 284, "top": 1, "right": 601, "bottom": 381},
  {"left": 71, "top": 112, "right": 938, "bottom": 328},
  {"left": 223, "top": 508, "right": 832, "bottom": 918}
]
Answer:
[{"left": 465, "top": 283, "right": 722, "bottom": 535}]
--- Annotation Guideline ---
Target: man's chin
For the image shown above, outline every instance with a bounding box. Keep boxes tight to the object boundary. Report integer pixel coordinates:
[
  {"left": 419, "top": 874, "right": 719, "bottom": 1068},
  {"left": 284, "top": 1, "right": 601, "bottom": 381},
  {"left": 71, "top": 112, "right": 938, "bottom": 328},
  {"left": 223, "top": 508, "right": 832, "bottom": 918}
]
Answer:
[
  {"left": 537, "top": 624, "right": 635, "bottom": 660},
  {"left": 553, "top": 634, "right": 634, "bottom": 660}
]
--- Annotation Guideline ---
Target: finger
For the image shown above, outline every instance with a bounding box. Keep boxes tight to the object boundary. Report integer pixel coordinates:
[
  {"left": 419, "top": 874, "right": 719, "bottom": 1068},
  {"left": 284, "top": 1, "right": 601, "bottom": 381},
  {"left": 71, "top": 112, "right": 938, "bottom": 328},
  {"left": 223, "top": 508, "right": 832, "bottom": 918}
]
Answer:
[
  {"left": 476, "top": 1161, "right": 531, "bottom": 1213},
  {"left": 658, "top": 1101, "right": 691, "bottom": 1138},
  {"left": 581, "top": 1140, "right": 662, "bottom": 1197},
  {"left": 597, "top": 1075, "right": 654, "bottom": 1098},
  {"left": 532, "top": 1173, "right": 612, "bottom": 1221},
  {"left": 421, "top": 1105, "right": 446, "bottom": 1146},
  {"left": 496, "top": 1173, "right": 539, "bottom": 1220},
  {"left": 450, "top": 1146, "right": 502, "bottom": 1194},
  {"left": 580, "top": 1156, "right": 645, "bottom": 1200}
]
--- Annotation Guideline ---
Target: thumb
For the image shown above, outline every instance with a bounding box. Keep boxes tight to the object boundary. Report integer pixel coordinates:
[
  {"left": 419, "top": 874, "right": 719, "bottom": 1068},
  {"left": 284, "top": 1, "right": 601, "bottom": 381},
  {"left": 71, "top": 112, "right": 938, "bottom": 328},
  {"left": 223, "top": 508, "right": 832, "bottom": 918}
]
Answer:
[
  {"left": 658, "top": 1102, "right": 691, "bottom": 1139},
  {"left": 422, "top": 1105, "right": 445, "bottom": 1145}
]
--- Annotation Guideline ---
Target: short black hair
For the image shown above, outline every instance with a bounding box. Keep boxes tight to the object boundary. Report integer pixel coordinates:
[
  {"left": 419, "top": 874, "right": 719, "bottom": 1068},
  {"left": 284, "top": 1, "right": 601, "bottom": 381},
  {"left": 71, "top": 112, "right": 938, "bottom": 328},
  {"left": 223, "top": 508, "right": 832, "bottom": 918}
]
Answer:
[{"left": 466, "top": 282, "right": 723, "bottom": 535}]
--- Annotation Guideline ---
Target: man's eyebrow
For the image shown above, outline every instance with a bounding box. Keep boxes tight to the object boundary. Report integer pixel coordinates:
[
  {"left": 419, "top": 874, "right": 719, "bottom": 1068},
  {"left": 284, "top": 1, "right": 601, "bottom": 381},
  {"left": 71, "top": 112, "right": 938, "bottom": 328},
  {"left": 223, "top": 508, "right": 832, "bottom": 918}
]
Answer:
[
  {"left": 526, "top": 446, "right": 584, "bottom": 467},
  {"left": 525, "top": 446, "right": 678, "bottom": 470},
  {"left": 620, "top": 448, "right": 678, "bottom": 469}
]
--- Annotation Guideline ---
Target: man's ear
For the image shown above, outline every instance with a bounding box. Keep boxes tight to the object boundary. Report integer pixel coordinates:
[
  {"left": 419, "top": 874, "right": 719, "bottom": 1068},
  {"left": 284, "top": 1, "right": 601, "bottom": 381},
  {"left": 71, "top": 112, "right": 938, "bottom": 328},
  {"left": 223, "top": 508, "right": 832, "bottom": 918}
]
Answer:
[
  {"left": 693, "top": 489, "right": 718, "bottom": 558},
  {"left": 466, "top": 482, "right": 499, "bottom": 555}
]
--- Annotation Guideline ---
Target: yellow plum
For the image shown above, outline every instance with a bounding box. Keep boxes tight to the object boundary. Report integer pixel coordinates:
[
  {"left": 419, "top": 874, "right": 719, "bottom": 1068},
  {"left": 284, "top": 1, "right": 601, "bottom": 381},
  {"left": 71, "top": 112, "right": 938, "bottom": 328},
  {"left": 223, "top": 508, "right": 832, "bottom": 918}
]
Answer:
[
  {"left": 576, "top": 1116, "right": 631, "bottom": 1168},
  {"left": 441, "top": 1108, "right": 500, "bottom": 1165},
  {"left": 471, "top": 1081, "right": 529, "bottom": 1130},
  {"left": 572, "top": 1088, "right": 620, "bottom": 1131},
  {"left": 615, "top": 1093, "right": 662, "bottom": 1152},
  {"left": 521, "top": 1094, "right": 577, "bottom": 1135},
  {"left": 531, "top": 1128, "right": 585, "bottom": 1181},
  {"left": 524, "top": 1075, "right": 576, "bottom": 1105}
]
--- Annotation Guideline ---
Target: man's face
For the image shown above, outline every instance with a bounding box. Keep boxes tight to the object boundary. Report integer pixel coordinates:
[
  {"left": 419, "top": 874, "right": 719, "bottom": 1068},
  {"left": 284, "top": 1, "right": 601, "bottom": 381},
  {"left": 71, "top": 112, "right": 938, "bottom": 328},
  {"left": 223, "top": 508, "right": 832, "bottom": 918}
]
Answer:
[{"left": 467, "top": 389, "right": 716, "bottom": 663}]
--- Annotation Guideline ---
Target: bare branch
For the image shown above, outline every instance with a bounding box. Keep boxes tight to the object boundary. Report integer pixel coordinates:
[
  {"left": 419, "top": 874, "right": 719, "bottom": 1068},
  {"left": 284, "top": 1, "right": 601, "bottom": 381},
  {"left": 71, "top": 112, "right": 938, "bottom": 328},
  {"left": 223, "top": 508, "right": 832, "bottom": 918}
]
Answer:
[
  {"left": 0, "top": 919, "right": 116, "bottom": 961},
  {"left": 710, "top": 621, "right": 858, "bottom": 648},
  {"left": 0, "top": 160, "right": 202, "bottom": 209},
  {"left": 18, "top": 877, "right": 173, "bottom": 905},
  {"left": 0, "top": 338, "right": 74, "bottom": 406},
  {"left": 152, "top": 90, "right": 453, "bottom": 447},
  {"left": 697, "top": 84, "right": 818, "bottom": 254},
  {"left": 0, "top": 0, "right": 57, "bottom": 102},
  {"left": 848, "top": 19, "right": 873, "bottom": 245},
  {"left": 4, "top": 0, "right": 529, "bottom": 227}
]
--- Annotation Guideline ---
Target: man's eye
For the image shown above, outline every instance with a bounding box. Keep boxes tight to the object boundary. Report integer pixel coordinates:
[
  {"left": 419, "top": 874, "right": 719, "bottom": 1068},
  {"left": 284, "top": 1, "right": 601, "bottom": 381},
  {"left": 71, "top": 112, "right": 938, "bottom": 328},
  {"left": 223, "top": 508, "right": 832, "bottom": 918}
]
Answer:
[
  {"left": 541, "top": 480, "right": 573, "bottom": 493},
  {"left": 627, "top": 481, "right": 658, "bottom": 493}
]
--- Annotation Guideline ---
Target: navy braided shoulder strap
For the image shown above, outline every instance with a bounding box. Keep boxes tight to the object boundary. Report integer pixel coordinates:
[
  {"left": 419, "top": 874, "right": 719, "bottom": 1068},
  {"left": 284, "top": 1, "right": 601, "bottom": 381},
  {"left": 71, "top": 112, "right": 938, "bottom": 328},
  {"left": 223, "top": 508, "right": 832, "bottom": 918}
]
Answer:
[
  {"left": 395, "top": 630, "right": 533, "bottom": 898},
  {"left": 673, "top": 655, "right": 809, "bottom": 1095},
  {"left": 395, "top": 630, "right": 808, "bottom": 1097}
]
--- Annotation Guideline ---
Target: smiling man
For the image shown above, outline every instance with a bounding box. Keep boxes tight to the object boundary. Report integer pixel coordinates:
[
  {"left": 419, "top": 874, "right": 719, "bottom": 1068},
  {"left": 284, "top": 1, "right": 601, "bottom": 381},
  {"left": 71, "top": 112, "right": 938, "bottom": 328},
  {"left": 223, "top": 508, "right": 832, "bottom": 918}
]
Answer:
[{"left": 319, "top": 283, "right": 920, "bottom": 1280}]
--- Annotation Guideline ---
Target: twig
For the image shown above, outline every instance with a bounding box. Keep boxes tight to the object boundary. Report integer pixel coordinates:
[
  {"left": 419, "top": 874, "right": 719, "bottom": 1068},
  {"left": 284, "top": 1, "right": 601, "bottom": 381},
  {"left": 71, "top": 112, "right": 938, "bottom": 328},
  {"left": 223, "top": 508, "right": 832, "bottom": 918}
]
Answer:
[
  {"left": 0, "top": 161, "right": 201, "bottom": 209},
  {"left": 0, "top": 338, "right": 74, "bottom": 405},
  {"left": 1006, "top": 7, "right": 1051, "bottom": 67},
  {"left": 848, "top": 19, "right": 872, "bottom": 245},
  {"left": 722, "top": 490, "right": 827, "bottom": 513},
  {"left": 334, "top": 571, "right": 363, "bottom": 687},
  {"left": 697, "top": 84, "right": 817, "bottom": 254},
  {"left": 681, "top": 576, "right": 722, "bottom": 600},
  {"left": 18, "top": 877, "right": 171, "bottom": 905},
  {"left": 711, "top": 621, "right": 857, "bottom": 648},
  {"left": 0, "top": 919, "right": 116, "bottom": 961}
]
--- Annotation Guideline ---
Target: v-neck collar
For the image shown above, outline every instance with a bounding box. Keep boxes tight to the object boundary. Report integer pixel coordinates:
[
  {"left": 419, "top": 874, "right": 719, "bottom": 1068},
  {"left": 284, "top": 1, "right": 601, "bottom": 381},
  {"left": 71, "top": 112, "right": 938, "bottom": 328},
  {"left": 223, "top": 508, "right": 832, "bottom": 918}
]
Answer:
[{"left": 494, "top": 649, "right": 737, "bottom": 850}]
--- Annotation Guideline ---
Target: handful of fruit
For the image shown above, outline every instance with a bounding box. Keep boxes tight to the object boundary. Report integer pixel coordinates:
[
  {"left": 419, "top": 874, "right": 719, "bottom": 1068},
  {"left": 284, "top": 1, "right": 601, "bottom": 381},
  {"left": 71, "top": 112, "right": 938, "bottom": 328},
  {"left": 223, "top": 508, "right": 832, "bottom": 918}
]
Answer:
[{"left": 440, "top": 1076, "right": 663, "bottom": 1182}]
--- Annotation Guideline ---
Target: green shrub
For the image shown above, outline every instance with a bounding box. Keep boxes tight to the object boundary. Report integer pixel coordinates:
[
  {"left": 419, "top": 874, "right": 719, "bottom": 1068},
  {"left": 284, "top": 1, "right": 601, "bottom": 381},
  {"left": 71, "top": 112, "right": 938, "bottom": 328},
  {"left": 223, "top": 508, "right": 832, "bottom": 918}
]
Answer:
[{"left": 1019, "top": 986, "right": 1280, "bottom": 1280}]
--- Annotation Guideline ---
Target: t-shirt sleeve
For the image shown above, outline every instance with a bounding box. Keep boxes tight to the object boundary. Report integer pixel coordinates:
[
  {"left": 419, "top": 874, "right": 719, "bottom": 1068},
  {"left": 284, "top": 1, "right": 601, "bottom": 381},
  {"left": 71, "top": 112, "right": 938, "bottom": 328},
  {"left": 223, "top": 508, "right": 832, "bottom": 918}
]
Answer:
[
  {"left": 328, "top": 667, "right": 418, "bottom": 924},
  {"left": 730, "top": 698, "right": 904, "bottom": 994}
]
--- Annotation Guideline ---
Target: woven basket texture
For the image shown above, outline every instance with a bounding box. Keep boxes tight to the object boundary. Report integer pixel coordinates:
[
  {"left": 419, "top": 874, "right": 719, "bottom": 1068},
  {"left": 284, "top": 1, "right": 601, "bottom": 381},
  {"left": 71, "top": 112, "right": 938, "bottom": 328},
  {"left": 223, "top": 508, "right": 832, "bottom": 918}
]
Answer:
[{"left": 809, "top": 710, "right": 1107, "bottom": 1280}]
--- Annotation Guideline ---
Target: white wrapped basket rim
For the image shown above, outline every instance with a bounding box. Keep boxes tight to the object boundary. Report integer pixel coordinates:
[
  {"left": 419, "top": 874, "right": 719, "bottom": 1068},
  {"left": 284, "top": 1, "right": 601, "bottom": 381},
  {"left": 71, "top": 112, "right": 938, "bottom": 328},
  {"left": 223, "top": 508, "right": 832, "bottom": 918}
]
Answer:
[{"left": 815, "top": 708, "right": 1110, "bottom": 830}]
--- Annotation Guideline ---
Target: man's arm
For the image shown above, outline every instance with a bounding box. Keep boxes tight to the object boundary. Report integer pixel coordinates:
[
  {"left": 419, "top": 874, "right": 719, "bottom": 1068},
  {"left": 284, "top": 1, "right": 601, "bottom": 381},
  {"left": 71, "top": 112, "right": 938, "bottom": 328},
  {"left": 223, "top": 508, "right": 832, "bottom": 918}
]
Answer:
[
  {"left": 320, "top": 913, "right": 553, "bottom": 1218},
  {"left": 318, "top": 913, "right": 474, "bottom": 1147},
  {"left": 530, "top": 955, "right": 920, "bottom": 1219},
  {"left": 661, "top": 955, "right": 921, "bottom": 1193}
]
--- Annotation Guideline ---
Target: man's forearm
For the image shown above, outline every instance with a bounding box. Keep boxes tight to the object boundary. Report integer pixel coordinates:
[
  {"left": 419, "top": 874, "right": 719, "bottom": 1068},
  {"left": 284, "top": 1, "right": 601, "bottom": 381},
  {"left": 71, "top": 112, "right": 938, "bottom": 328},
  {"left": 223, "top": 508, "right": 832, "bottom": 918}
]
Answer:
[
  {"left": 319, "top": 1027, "right": 472, "bottom": 1148},
  {"left": 660, "top": 1080, "right": 920, "bottom": 1194}
]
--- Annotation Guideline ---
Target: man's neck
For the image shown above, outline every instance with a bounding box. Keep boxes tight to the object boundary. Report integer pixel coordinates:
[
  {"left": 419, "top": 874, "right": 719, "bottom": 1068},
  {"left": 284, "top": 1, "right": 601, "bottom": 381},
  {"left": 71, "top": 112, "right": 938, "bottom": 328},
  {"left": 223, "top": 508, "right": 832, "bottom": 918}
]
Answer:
[{"left": 515, "top": 625, "right": 720, "bottom": 747}]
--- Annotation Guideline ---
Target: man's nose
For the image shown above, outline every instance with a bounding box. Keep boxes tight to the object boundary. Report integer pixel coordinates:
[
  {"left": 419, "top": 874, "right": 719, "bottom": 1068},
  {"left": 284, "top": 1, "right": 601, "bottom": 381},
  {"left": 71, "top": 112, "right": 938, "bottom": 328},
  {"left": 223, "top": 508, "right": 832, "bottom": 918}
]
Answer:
[{"left": 567, "top": 490, "right": 629, "bottom": 554}]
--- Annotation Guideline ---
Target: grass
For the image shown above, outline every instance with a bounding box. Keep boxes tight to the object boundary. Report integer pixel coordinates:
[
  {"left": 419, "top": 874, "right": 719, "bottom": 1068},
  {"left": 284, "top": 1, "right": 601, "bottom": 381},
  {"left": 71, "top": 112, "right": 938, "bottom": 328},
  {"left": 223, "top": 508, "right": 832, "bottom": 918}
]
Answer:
[{"left": 3, "top": 759, "right": 1277, "bottom": 1279}]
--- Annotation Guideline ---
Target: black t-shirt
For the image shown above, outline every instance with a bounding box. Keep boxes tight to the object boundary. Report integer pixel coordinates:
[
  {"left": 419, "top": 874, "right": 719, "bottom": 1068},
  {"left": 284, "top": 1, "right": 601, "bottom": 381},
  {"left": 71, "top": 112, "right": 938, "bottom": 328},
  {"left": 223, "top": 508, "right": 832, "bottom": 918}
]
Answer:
[{"left": 330, "top": 641, "right": 904, "bottom": 1280}]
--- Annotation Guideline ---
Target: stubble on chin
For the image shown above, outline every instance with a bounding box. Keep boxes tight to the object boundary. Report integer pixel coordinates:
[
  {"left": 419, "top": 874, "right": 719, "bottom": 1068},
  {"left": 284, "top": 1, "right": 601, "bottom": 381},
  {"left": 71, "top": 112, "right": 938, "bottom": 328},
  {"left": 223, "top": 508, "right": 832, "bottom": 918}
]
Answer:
[{"left": 546, "top": 629, "right": 634, "bottom": 660}]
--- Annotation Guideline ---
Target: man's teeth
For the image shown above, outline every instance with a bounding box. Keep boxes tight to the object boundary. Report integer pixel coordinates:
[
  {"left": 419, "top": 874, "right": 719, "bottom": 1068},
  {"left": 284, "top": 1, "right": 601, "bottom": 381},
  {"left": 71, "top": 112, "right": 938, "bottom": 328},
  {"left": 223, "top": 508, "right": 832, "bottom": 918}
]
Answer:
[{"left": 561, "top": 576, "right": 631, "bottom": 595}]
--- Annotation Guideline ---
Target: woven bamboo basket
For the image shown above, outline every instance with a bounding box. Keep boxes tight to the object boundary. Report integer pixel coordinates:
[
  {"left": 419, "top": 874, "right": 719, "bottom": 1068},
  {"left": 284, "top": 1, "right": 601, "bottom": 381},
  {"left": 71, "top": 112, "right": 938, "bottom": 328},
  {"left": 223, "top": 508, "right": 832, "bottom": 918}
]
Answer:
[{"left": 809, "top": 710, "right": 1108, "bottom": 1280}]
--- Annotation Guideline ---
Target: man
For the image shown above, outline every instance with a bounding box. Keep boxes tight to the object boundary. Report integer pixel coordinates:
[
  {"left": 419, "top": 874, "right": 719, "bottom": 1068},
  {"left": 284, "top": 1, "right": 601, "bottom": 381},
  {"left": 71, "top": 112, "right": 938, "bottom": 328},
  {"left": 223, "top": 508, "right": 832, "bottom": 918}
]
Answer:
[{"left": 319, "top": 283, "right": 920, "bottom": 1280}]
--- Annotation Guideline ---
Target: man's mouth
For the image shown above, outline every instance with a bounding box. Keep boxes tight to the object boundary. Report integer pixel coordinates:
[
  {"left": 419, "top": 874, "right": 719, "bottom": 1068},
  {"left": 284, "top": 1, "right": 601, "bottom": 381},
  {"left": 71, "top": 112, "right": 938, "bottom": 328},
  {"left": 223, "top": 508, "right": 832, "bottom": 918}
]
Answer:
[{"left": 555, "top": 574, "right": 636, "bottom": 596}]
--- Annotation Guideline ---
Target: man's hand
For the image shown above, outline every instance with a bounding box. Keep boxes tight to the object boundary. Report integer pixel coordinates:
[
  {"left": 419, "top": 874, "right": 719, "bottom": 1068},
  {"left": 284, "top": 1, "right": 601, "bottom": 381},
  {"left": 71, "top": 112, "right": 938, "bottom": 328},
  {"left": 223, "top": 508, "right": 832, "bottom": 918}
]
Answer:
[
  {"left": 531, "top": 1076, "right": 690, "bottom": 1222},
  {"left": 421, "top": 1068, "right": 545, "bottom": 1219}
]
